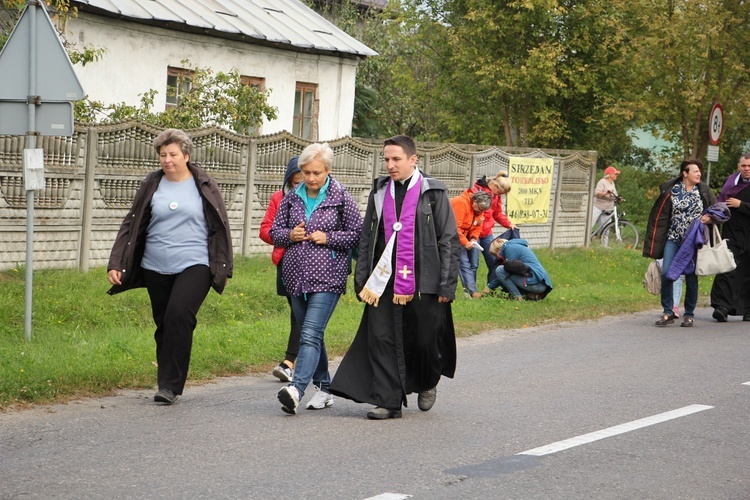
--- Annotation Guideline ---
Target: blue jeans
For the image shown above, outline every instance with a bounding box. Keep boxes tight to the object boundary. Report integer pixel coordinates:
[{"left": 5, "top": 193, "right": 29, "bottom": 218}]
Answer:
[
  {"left": 459, "top": 247, "right": 479, "bottom": 294},
  {"left": 474, "top": 233, "right": 498, "bottom": 286},
  {"left": 289, "top": 292, "right": 340, "bottom": 398},
  {"left": 660, "top": 240, "right": 698, "bottom": 317},
  {"left": 672, "top": 274, "right": 684, "bottom": 310},
  {"left": 489, "top": 266, "right": 547, "bottom": 299}
]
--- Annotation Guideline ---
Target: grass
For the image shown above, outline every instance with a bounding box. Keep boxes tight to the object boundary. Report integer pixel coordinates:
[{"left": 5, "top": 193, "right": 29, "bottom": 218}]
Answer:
[{"left": 0, "top": 248, "right": 713, "bottom": 410}]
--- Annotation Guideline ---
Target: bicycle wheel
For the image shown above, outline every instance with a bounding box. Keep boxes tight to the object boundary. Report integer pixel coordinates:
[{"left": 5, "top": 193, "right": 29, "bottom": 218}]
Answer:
[{"left": 601, "top": 221, "right": 639, "bottom": 249}]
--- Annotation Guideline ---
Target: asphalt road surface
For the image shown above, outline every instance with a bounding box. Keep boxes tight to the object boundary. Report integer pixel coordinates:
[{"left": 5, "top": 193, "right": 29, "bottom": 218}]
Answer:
[{"left": 1, "top": 307, "right": 749, "bottom": 499}]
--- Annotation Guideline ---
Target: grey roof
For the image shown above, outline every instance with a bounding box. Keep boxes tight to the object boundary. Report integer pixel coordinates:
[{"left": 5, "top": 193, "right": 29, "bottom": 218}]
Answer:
[{"left": 72, "top": 0, "right": 378, "bottom": 59}]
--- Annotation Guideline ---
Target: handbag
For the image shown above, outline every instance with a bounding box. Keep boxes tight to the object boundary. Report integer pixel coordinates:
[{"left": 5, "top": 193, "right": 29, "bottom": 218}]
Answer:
[
  {"left": 642, "top": 260, "right": 661, "bottom": 295},
  {"left": 695, "top": 225, "right": 737, "bottom": 276}
]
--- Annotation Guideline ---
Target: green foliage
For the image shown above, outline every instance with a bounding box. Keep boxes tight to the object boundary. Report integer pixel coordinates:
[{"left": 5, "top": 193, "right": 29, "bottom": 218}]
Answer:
[
  {"left": 66, "top": 44, "right": 104, "bottom": 66},
  {"left": 0, "top": 249, "right": 714, "bottom": 409},
  {"left": 605, "top": 164, "right": 675, "bottom": 230},
  {"left": 318, "top": 0, "right": 750, "bottom": 170},
  {"left": 1, "top": 0, "right": 74, "bottom": 47},
  {"left": 612, "top": 0, "right": 750, "bottom": 164}
]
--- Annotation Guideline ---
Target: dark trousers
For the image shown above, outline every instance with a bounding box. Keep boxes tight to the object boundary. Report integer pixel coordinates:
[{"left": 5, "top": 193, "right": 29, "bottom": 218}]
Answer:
[
  {"left": 143, "top": 265, "right": 211, "bottom": 395},
  {"left": 283, "top": 295, "right": 302, "bottom": 363}
]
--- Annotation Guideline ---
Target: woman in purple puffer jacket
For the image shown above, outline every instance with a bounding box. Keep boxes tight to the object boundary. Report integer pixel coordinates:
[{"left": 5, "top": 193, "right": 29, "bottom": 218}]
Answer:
[{"left": 270, "top": 142, "right": 362, "bottom": 415}]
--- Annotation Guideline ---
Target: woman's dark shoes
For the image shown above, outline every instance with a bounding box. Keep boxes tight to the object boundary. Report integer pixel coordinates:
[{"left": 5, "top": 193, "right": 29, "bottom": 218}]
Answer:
[
  {"left": 154, "top": 388, "right": 177, "bottom": 404},
  {"left": 367, "top": 407, "right": 402, "bottom": 420},
  {"left": 680, "top": 316, "right": 694, "bottom": 327},
  {"left": 712, "top": 307, "right": 729, "bottom": 322},
  {"left": 744, "top": 314, "right": 750, "bottom": 322},
  {"left": 654, "top": 314, "right": 674, "bottom": 327}
]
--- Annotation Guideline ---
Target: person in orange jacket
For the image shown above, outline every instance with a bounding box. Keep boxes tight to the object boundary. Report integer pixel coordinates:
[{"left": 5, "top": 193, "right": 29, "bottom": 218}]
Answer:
[
  {"left": 450, "top": 190, "right": 492, "bottom": 298},
  {"left": 259, "top": 156, "right": 303, "bottom": 382}
]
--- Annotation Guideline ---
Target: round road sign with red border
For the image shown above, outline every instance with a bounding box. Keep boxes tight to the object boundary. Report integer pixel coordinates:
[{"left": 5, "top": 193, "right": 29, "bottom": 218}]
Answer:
[{"left": 709, "top": 103, "right": 724, "bottom": 145}]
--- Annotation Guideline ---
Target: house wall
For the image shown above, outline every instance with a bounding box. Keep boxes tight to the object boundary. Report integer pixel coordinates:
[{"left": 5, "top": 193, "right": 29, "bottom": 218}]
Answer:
[{"left": 63, "top": 14, "right": 359, "bottom": 140}]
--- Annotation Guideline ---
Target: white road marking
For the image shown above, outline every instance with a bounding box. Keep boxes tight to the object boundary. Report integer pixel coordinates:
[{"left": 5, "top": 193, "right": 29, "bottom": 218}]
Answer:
[
  {"left": 517, "top": 404, "right": 714, "bottom": 457},
  {"left": 742, "top": 381, "right": 750, "bottom": 386},
  {"left": 364, "top": 495, "right": 412, "bottom": 500}
]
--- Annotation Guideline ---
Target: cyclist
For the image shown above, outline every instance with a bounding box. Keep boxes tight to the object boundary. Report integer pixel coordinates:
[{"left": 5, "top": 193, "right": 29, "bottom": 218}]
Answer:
[{"left": 592, "top": 166, "right": 620, "bottom": 231}]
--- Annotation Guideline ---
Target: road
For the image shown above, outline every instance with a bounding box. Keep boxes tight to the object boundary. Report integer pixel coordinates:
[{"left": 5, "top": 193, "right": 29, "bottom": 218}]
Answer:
[{"left": 1, "top": 308, "right": 749, "bottom": 499}]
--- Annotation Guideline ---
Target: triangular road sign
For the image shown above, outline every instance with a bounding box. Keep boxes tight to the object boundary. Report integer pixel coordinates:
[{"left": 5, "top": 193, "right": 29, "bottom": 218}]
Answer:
[{"left": 0, "top": 3, "right": 84, "bottom": 101}]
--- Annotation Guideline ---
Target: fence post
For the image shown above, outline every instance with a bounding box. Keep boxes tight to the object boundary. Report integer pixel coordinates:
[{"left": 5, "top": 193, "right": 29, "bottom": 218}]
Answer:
[
  {"left": 79, "top": 126, "right": 98, "bottom": 271},
  {"left": 370, "top": 144, "right": 379, "bottom": 184},
  {"left": 242, "top": 139, "right": 257, "bottom": 256},
  {"left": 548, "top": 158, "right": 564, "bottom": 249},
  {"left": 469, "top": 154, "right": 477, "bottom": 189}
]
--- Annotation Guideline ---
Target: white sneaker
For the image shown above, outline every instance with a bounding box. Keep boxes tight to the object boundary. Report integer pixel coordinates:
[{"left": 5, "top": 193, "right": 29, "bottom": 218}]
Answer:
[
  {"left": 306, "top": 386, "right": 334, "bottom": 410},
  {"left": 272, "top": 363, "right": 293, "bottom": 382},
  {"left": 277, "top": 386, "right": 300, "bottom": 415}
]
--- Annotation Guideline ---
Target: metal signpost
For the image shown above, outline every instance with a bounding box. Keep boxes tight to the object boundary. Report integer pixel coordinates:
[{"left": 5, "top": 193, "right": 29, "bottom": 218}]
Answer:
[
  {"left": 0, "top": 0, "right": 84, "bottom": 340},
  {"left": 706, "top": 102, "right": 724, "bottom": 186}
]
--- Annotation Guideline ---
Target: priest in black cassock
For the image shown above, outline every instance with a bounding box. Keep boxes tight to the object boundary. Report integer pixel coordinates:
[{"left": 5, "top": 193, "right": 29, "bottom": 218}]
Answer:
[
  {"left": 330, "top": 135, "right": 460, "bottom": 420},
  {"left": 711, "top": 153, "right": 750, "bottom": 322}
]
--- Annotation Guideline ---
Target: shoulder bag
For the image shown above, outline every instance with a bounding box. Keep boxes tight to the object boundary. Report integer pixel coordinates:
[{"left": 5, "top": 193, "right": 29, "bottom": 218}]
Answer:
[
  {"left": 695, "top": 225, "right": 737, "bottom": 276},
  {"left": 642, "top": 260, "right": 661, "bottom": 295}
]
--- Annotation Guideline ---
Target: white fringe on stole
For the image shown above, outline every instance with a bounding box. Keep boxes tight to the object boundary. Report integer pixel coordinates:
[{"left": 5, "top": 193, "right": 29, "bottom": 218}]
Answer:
[{"left": 359, "top": 230, "right": 397, "bottom": 307}]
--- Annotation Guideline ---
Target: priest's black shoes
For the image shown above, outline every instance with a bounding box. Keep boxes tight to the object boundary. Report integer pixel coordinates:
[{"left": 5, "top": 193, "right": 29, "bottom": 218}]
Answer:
[
  {"left": 713, "top": 307, "right": 728, "bottom": 322},
  {"left": 418, "top": 387, "right": 437, "bottom": 411},
  {"left": 367, "top": 407, "right": 402, "bottom": 420}
]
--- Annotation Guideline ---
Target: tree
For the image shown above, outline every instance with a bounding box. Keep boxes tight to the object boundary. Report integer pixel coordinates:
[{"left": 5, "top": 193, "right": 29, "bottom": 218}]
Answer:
[
  {"left": 1, "top": 0, "right": 103, "bottom": 65},
  {"left": 612, "top": 0, "right": 750, "bottom": 170}
]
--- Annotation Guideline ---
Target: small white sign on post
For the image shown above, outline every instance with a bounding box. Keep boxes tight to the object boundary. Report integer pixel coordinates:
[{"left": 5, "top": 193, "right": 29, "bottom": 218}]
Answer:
[
  {"left": 23, "top": 149, "right": 45, "bottom": 191},
  {"left": 707, "top": 145, "right": 719, "bottom": 163}
]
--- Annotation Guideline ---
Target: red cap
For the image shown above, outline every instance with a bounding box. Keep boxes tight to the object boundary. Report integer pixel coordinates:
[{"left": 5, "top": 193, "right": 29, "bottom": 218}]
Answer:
[{"left": 605, "top": 166, "right": 621, "bottom": 176}]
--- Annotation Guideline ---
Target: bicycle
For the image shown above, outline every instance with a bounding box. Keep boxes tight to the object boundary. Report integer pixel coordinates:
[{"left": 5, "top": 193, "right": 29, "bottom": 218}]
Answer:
[{"left": 591, "top": 196, "right": 640, "bottom": 249}]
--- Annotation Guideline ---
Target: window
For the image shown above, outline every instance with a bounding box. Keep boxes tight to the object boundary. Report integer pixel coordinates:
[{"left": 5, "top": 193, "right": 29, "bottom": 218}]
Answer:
[
  {"left": 240, "top": 75, "right": 265, "bottom": 90},
  {"left": 240, "top": 76, "right": 266, "bottom": 135},
  {"left": 166, "top": 66, "right": 194, "bottom": 109},
  {"left": 293, "top": 82, "right": 318, "bottom": 140}
]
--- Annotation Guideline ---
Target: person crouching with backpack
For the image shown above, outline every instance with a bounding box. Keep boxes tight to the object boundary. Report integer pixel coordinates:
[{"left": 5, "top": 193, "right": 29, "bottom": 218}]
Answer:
[{"left": 482, "top": 238, "right": 553, "bottom": 301}]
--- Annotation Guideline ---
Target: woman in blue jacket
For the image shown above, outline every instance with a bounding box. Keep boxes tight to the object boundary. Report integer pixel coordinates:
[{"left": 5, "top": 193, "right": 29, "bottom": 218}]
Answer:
[
  {"left": 483, "top": 238, "right": 553, "bottom": 300},
  {"left": 269, "top": 142, "right": 361, "bottom": 415}
]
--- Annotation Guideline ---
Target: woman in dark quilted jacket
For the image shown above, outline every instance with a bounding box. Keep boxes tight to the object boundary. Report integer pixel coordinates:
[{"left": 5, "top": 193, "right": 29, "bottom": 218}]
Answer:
[{"left": 269, "top": 142, "right": 361, "bottom": 415}]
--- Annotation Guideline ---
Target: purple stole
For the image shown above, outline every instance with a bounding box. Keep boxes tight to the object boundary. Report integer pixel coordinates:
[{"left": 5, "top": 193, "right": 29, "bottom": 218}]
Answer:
[
  {"left": 718, "top": 172, "right": 750, "bottom": 202},
  {"left": 384, "top": 174, "right": 420, "bottom": 301},
  {"left": 358, "top": 170, "right": 421, "bottom": 306}
]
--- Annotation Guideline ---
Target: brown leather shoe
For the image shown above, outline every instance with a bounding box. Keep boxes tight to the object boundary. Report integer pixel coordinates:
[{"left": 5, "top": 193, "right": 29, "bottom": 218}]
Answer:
[
  {"left": 680, "top": 316, "right": 694, "bottom": 327},
  {"left": 654, "top": 313, "right": 674, "bottom": 327}
]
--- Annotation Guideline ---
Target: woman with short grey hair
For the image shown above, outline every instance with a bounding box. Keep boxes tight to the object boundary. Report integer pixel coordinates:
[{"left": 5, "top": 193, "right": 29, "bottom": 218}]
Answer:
[{"left": 270, "top": 142, "right": 361, "bottom": 415}]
